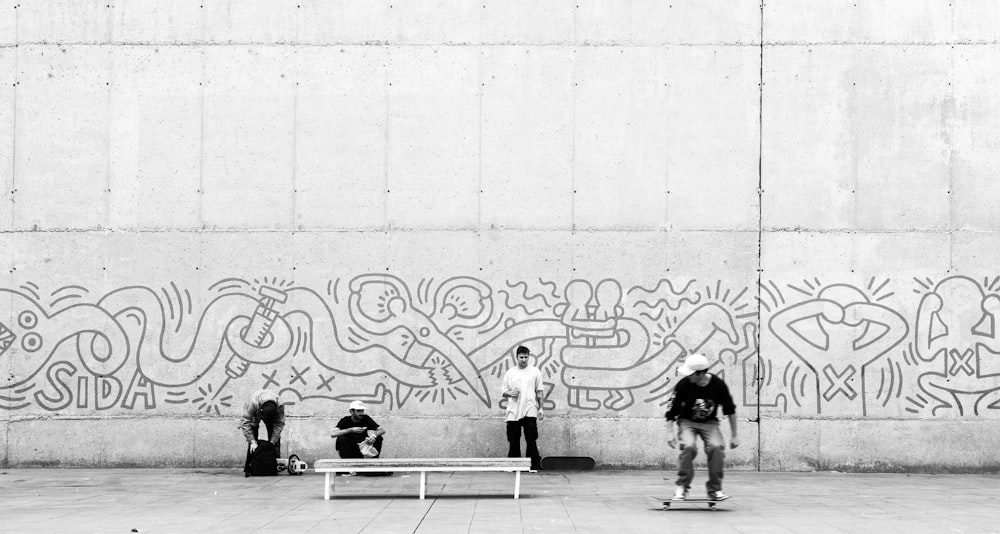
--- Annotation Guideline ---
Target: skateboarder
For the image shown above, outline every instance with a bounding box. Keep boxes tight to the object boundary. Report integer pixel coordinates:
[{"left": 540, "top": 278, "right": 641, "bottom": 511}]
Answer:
[
  {"left": 239, "top": 389, "right": 286, "bottom": 474},
  {"left": 502, "top": 345, "right": 545, "bottom": 471},
  {"left": 331, "top": 401, "right": 387, "bottom": 462},
  {"left": 664, "top": 353, "right": 739, "bottom": 501}
]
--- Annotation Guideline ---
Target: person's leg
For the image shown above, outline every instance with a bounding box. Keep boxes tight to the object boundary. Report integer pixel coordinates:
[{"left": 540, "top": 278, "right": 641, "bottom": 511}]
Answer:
[
  {"left": 522, "top": 417, "right": 541, "bottom": 469},
  {"left": 506, "top": 420, "right": 522, "bottom": 458},
  {"left": 372, "top": 435, "right": 384, "bottom": 458},
  {"left": 674, "top": 420, "right": 698, "bottom": 492},
  {"left": 336, "top": 435, "right": 363, "bottom": 459},
  {"left": 263, "top": 419, "right": 280, "bottom": 457},
  {"left": 702, "top": 422, "right": 726, "bottom": 494}
]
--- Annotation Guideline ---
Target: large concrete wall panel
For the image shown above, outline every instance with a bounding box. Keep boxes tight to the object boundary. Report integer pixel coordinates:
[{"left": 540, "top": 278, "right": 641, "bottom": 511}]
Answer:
[
  {"left": 0, "top": 48, "right": 12, "bottom": 231},
  {"left": 576, "top": 0, "right": 761, "bottom": 45},
  {"left": 763, "top": 46, "right": 954, "bottom": 231},
  {"left": 767, "top": 0, "right": 1000, "bottom": 44},
  {"left": 951, "top": 46, "right": 1000, "bottom": 232},
  {"left": 573, "top": 47, "right": 670, "bottom": 230},
  {"left": 294, "top": 47, "right": 388, "bottom": 230},
  {"left": 111, "top": 0, "right": 204, "bottom": 44},
  {"left": 201, "top": 47, "right": 296, "bottom": 230},
  {"left": 14, "top": 45, "right": 110, "bottom": 230},
  {"left": 480, "top": 46, "right": 574, "bottom": 230},
  {"left": 665, "top": 47, "right": 760, "bottom": 231},
  {"left": 109, "top": 46, "right": 202, "bottom": 229},
  {"left": 386, "top": 47, "right": 480, "bottom": 229},
  {"left": 16, "top": 0, "right": 111, "bottom": 44}
]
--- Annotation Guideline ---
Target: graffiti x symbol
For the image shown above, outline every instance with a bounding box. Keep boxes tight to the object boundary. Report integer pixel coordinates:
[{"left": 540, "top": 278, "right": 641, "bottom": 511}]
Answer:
[
  {"left": 290, "top": 366, "right": 310, "bottom": 386},
  {"left": 822, "top": 364, "right": 857, "bottom": 401},
  {"left": 948, "top": 349, "right": 975, "bottom": 376},
  {"left": 262, "top": 370, "right": 280, "bottom": 389},
  {"left": 318, "top": 373, "right": 335, "bottom": 392}
]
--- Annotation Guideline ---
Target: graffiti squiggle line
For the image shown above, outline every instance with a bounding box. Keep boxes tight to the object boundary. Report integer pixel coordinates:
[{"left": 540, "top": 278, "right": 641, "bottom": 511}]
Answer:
[
  {"left": 638, "top": 309, "right": 665, "bottom": 322},
  {"left": 632, "top": 294, "right": 702, "bottom": 312},
  {"left": 498, "top": 289, "right": 546, "bottom": 316},
  {"left": 627, "top": 279, "right": 695, "bottom": 297},
  {"left": 538, "top": 278, "right": 560, "bottom": 300},
  {"left": 504, "top": 280, "right": 553, "bottom": 309}
]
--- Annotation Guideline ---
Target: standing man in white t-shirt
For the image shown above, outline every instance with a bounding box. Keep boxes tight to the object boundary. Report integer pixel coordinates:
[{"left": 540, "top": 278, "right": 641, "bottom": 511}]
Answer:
[{"left": 501, "top": 345, "right": 545, "bottom": 471}]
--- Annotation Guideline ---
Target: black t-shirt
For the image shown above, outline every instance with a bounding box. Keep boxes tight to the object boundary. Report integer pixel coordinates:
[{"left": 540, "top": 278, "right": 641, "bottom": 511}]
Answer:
[
  {"left": 336, "top": 414, "right": 380, "bottom": 443},
  {"left": 664, "top": 375, "right": 736, "bottom": 423}
]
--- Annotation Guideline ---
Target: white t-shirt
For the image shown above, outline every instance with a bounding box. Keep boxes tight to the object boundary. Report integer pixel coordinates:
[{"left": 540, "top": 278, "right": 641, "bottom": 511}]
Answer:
[{"left": 502, "top": 365, "right": 544, "bottom": 421}]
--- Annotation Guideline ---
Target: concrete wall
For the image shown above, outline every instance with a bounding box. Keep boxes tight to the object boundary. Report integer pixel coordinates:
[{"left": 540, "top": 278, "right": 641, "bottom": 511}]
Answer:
[{"left": 1, "top": 1, "right": 999, "bottom": 471}]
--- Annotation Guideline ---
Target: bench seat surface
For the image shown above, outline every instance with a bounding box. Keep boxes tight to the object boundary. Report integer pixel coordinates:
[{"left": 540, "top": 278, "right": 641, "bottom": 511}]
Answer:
[{"left": 314, "top": 458, "right": 530, "bottom": 471}]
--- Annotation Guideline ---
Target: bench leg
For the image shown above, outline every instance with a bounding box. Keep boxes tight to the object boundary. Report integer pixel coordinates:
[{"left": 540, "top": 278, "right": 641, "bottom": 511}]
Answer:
[
  {"left": 514, "top": 471, "right": 521, "bottom": 499},
  {"left": 324, "top": 472, "right": 331, "bottom": 500},
  {"left": 419, "top": 471, "right": 427, "bottom": 500}
]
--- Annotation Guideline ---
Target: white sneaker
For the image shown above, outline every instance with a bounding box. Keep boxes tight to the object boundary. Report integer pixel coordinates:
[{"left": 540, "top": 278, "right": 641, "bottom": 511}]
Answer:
[
  {"left": 708, "top": 490, "right": 730, "bottom": 501},
  {"left": 672, "top": 486, "right": 687, "bottom": 500}
]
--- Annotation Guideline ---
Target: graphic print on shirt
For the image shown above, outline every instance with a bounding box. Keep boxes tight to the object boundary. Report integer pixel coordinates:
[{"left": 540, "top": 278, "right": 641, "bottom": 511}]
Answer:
[{"left": 691, "top": 398, "right": 716, "bottom": 422}]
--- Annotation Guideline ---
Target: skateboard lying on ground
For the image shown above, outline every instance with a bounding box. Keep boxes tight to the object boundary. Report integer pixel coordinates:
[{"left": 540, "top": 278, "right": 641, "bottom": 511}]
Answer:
[
  {"left": 276, "top": 455, "right": 308, "bottom": 475},
  {"left": 540, "top": 456, "right": 595, "bottom": 471},
  {"left": 648, "top": 496, "right": 729, "bottom": 510}
]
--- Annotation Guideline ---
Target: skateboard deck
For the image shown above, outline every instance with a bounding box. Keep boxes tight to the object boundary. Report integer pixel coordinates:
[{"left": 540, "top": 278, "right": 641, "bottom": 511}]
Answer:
[
  {"left": 540, "top": 456, "right": 596, "bottom": 471},
  {"left": 648, "top": 496, "right": 729, "bottom": 510}
]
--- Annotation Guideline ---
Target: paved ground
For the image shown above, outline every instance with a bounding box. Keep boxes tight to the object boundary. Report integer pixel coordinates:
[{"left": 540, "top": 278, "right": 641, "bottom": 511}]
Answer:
[{"left": 1, "top": 468, "right": 998, "bottom": 533}]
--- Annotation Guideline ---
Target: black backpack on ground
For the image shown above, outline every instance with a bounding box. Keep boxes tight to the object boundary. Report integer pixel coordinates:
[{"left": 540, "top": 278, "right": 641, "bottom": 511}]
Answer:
[{"left": 247, "top": 440, "right": 278, "bottom": 477}]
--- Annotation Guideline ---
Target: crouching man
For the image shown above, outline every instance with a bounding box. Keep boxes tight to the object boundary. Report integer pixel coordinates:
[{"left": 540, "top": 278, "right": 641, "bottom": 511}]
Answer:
[
  {"left": 331, "top": 401, "right": 390, "bottom": 475},
  {"left": 239, "top": 389, "right": 285, "bottom": 476}
]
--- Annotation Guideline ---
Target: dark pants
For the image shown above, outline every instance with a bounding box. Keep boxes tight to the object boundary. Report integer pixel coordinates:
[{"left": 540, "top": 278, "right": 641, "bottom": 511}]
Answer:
[
  {"left": 506, "top": 417, "right": 541, "bottom": 469},
  {"left": 243, "top": 421, "right": 280, "bottom": 475},
  {"left": 675, "top": 419, "right": 725, "bottom": 492},
  {"left": 336, "top": 435, "right": 384, "bottom": 459}
]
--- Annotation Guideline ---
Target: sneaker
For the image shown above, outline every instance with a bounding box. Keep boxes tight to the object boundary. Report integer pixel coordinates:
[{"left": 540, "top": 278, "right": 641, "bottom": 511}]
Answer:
[
  {"left": 708, "top": 490, "right": 730, "bottom": 501},
  {"left": 672, "top": 486, "right": 688, "bottom": 500}
]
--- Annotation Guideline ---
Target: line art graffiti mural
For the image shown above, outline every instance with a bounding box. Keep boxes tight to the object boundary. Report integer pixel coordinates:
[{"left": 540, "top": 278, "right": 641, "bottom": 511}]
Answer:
[{"left": 2, "top": 274, "right": 999, "bottom": 420}]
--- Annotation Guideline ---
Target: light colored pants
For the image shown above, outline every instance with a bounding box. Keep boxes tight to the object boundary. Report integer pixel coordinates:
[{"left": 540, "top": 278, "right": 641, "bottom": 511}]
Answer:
[{"left": 674, "top": 418, "right": 725, "bottom": 492}]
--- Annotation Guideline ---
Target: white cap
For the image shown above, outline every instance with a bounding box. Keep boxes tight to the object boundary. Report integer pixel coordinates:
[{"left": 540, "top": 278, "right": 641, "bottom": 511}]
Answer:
[
  {"left": 678, "top": 353, "right": 711, "bottom": 377},
  {"left": 349, "top": 400, "right": 367, "bottom": 411}
]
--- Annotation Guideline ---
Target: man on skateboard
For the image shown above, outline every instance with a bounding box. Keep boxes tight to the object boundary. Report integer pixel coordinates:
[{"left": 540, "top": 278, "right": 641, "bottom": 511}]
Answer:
[
  {"left": 502, "top": 346, "right": 545, "bottom": 471},
  {"left": 664, "top": 353, "right": 739, "bottom": 501}
]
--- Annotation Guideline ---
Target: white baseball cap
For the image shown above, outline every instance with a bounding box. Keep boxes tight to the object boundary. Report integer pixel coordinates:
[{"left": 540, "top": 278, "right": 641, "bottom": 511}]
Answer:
[
  {"left": 678, "top": 353, "right": 711, "bottom": 377},
  {"left": 349, "top": 400, "right": 367, "bottom": 411}
]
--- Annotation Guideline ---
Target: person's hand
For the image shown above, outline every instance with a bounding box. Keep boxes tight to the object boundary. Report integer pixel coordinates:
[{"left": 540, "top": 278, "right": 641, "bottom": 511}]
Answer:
[
  {"left": 667, "top": 437, "right": 678, "bottom": 450},
  {"left": 537, "top": 409, "right": 544, "bottom": 421},
  {"left": 730, "top": 436, "right": 740, "bottom": 449},
  {"left": 363, "top": 436, "right": 375, "bottom": 445},
  {"left": 508, "top": 388, "right": 519, "bottom": 399},
  {"left": 353, "top": 426, "right": 366, "bottom": 433},
  {"left": 249, "top": 441, "right": 258, "bottom": 453}
]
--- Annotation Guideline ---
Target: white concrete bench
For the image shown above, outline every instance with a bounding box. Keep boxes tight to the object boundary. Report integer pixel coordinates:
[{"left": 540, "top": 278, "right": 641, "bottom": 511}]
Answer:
[{"left": 313, "top": 458, "right": 532, "bottom": 500}]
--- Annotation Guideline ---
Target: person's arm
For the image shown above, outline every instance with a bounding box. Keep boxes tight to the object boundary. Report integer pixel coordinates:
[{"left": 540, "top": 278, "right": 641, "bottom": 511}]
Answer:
[
  {"left": 330, "top": 426, "right": 355, "bottom": 438},
  {"left": 534, "top": 369, "right": 545, "bottom": 419},
  {"left": 501, "top": 371, "right": 519, "bottom": 399},
  {"left": 727, "top": 413, "right": 740, "bottom": 448},
  {"left": 719, "top": 380, "right": 739, "bottom": 448},
  {"left": 664, "top": 387, "right": 682, "bottom": 449},
  {"left": 330, "top": 418, "right": 366, "bottom": 438},
  {"left": 665, "top": 419, "right": 678, "bottom": 449},
  {"left": 239, "top": 399, "right": 258, "bottom": 450}
]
